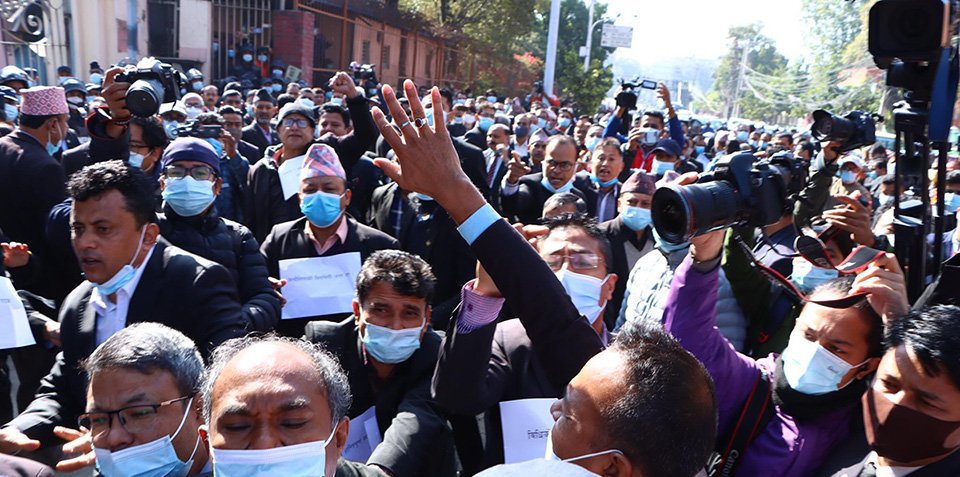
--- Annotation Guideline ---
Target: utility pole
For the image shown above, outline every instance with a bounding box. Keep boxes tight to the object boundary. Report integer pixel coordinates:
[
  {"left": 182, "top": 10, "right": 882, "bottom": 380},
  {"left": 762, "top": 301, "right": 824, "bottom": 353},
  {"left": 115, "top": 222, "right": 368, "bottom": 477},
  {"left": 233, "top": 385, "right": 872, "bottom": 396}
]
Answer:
[
  {"left": 544, "top": 0, "right": 561, "bottom": 95},
  {"left": 583, "top": 0, "right": 595, "bottom": 73},
  {"left": 731, "top": 39, "right": 750, "bottom": 119}
]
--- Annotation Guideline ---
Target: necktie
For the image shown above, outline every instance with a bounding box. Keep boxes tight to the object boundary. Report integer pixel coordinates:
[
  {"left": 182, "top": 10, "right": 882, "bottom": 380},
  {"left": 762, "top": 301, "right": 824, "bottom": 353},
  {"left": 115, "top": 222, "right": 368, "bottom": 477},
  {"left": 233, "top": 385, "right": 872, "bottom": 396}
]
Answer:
[
  {"left": 857, "top": 461, "right": 877, "bottom": 477},
  {"left": 486, "top": 158, "right": 498, "bottom": 187}
]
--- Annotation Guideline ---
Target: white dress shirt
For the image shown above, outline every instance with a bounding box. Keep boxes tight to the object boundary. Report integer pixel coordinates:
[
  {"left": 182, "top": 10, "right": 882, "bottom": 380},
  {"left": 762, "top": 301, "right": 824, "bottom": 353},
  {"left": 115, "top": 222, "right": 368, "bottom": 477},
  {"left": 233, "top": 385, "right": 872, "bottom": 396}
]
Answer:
[{"left": 90, "top": 245, "right": 157, "bottom": 346}]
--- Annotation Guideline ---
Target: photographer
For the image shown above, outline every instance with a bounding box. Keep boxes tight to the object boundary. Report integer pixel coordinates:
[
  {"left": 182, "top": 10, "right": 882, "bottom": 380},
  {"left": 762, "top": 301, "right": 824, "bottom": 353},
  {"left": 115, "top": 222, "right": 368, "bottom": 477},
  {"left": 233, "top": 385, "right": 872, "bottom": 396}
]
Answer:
[
  {"left": 602, "top": 82, "right": 685, "bottom": 172},
  {"left": 193, "top": 112, "right": 249, "bottom": 224},
  {"left": 661, "top": 182, "right": 909, "bottom": 475}
]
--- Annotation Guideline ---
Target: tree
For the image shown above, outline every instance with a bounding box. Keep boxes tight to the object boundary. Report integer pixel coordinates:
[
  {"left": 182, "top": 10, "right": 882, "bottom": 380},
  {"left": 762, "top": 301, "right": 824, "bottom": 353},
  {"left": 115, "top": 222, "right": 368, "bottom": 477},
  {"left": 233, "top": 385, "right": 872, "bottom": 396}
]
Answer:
[{"left": 708, "top": 24, "right": 788, "bottom": 122}]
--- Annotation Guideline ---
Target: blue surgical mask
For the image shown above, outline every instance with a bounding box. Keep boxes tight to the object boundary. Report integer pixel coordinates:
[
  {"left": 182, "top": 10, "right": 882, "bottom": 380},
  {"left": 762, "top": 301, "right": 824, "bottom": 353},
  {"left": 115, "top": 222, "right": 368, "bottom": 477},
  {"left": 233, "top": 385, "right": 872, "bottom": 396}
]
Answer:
[
  {"left": 242, "top": 54, "right": 254, "bottom": 62},
  {"left": 128, "top": 152, "right": 145, "bottom": 169},
  {"left": 540, "top": 174, "right": 574, "bottom": 194},
  {"left": 944, "top": 192, "right": 960, "bottom": 214},
  {"left": 298, "top": 97, "right": 315, "bottom": 109},
  {"left": 211, "top": 424, "right": 338, "bottom": 477},
  {"left": 94, "top": 397, "right": 199, "bottom": 477},
  {"left": 585, "top": 136, "right": 601, "bottom": 152},
  {"left": 790, "top": 258, "right": 839, "bottom": 293},
  {"left": 555, "top": 269, "right": 608, "bottom": 324},
  {"left": 330, "top": 97, "right": 344, "bottom": 107},
  {"left": 487, "top": 95, "right": 497, "bottom": 103},
  {"left": 620, "top": 206, "right": 651, "bottom": 232},
  {"left": 325, "top": 91, "right": 333, "bottom": 100},
  {"left": 652, "top": 228, "right": 688, "bottom": 254},
  {"left": 478, "top": 117, "right": 494, "bottom": 132},
  {"left": 558, "top": 117, "right": 571, "bottom": 128},
  {"left": 162, "top": 176, "right": 216, "bottom": 217},
  {"left": 590, "top": 175, "right": 618, "bottom": 188},
  {"left": 368, "top": 88, "right": 378, "bottom": 97},
  {"left": 695, "top": 145, "right": 705, "bottom": 155},
  {"left": 878, "top": 193, "right": 894, "bottom": 206},
  {"left": 300, "top": 190, "right": 344, "bottom": 228},
  {"left": 737, "top": 131, "right": 749, "bottom": 142},
  {"left": 867, "top": 171, "right": 878, "bottom": 180},
  {"left": 537, "top": 118, "right": 548, "bottom": 130},
  {"left": 46, "top": 122, "right": 63, "bottom": 156},
  {"left": 257, "top": 54, "right": 268, "bottom": 62},
  {"left": 424, "top": 107, "right": 436, "bottom": 127},
  {"left": 840, "top": 170, "right": 857, "bottom": 185},
  {"left": 781, "top": 333, "right": 865, "bottom": 395},
  {"left": 163, "top": 120, "right": 180, "bottom": 139},
  {"left": 89, "top": 73, "right": 104, "bottom": 85},
  {"left": 271, "top": 84, "right": 282, "bottom": 93},
  {"left": 515, "top": 125, "right": 530, "bottom": 138},
  {"left": 191, "top": 81, "right": 203, "bottom": 91},
  {"left": 4, "top": 104, "right": 18, "bottom": 123},
  {"left": 362, "top": 317, "right": 424, "bottom": 364},
  {"left": 205, "top": 138, "right": 224, "bottom": 157},
  {"left": 652, "top": 159, "right": 675, "bottom": 176},
  {"left": 91, "top": 225, "right": 147, "bottom": 296}
]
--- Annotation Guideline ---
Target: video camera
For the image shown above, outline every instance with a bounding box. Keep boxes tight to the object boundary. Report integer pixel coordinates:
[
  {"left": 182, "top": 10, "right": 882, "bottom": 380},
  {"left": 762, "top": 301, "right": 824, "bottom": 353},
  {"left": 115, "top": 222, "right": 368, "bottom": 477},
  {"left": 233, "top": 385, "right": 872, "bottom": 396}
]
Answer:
[
  {"left": 810, "top": 110, "right": 880, "bottom": 153},
  {"left": 614, "top": 79, "right": 657, "bottom": 110},
  {"left": 176, "top": 121, "right": 223, "bottom": 139},
  {"left": 652, "top": 151, "right": 807, "bottom": 244},
  {"left": 115, "top": 57, "right": 184, "bottom": 117},
  {"left": 349, "top": 62, "right": 378, "bottom": 85}
]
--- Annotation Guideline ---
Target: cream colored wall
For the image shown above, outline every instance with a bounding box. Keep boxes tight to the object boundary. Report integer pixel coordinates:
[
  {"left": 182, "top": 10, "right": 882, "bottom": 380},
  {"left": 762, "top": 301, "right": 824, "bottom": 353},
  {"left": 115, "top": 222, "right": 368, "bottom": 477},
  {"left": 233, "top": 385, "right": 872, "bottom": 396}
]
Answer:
[{"left": 178, "top": 0, "right": 212, "bottom": 76}]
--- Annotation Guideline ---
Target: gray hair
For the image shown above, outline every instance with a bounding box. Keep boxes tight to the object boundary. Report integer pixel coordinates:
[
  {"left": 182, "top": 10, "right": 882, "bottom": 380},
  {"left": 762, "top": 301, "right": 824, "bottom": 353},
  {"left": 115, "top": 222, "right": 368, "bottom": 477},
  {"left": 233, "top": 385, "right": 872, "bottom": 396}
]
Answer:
[
  {"left": 82, "top": 322, "right": 204, "bottom": 398},
  {"left": 200, "top": 335, "right": 352, "bottom": 424}
]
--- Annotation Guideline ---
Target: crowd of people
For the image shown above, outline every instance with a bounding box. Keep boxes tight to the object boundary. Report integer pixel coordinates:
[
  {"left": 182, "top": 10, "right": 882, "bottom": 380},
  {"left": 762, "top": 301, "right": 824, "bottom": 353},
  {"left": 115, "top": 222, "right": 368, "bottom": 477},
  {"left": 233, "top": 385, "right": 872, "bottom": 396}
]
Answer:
[{"left": 0, "top": 55, "right": 958, "bottom": 477}]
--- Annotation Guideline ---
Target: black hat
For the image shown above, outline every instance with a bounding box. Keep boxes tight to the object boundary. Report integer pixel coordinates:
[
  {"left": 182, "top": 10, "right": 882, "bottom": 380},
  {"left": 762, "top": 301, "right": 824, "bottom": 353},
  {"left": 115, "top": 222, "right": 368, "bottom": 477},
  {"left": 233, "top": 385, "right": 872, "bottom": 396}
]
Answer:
[
  {"left": 57, "top": 65, "right": 72, "bottom": 75},
  {"left": 254, "top": 88, "right": 276, "bottom": 105},
  {"left": 277, "top": 103, "right": 317, "bottom": 128},
  {"left": 651, "top": 138, "right": 682, "bottom": 157}
]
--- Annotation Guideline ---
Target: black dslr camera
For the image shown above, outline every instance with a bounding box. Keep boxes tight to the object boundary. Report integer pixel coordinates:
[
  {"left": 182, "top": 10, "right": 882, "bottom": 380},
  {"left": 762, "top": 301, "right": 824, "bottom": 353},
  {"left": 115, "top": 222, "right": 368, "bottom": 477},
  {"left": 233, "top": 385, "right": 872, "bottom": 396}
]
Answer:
[
  {"left": 810, "top": 110, "right": 880, "bottom": 153},
  {"left": 115, "top": 57, "right": 184, "bottom": 117},
  {"left": 652, "top": 151, "right": 807, "bottom": 244},
  {"left": 349, "top": 62, "right": 378, "bottom": 84},
  {"left": 614, "top": 79, "right": 656, "bottom": 110},
  {"left": 176, "top": 121, "right": 223, "bottom": 139}
]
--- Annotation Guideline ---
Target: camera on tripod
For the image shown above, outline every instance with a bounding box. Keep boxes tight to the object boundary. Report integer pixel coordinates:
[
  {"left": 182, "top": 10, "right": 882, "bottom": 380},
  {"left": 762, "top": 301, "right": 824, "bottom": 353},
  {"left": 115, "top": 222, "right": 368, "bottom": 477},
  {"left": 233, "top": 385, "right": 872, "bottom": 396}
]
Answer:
[
  {"left": 115, "top": 57, "right": 184, "bottom": 117},
  {"left": 652, "top": 151, "right": 807, "bottom": 244},
  {"left": 810, "top": 110, "right": 880, "bottom": 153}
]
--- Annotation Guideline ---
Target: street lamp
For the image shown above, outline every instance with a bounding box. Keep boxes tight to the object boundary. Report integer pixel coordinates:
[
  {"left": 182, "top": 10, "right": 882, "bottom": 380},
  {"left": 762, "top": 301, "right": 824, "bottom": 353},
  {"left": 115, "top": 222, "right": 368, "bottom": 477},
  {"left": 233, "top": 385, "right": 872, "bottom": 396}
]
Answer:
[{"left": 581, "top": 2, "right": 622, "bottom": 73}]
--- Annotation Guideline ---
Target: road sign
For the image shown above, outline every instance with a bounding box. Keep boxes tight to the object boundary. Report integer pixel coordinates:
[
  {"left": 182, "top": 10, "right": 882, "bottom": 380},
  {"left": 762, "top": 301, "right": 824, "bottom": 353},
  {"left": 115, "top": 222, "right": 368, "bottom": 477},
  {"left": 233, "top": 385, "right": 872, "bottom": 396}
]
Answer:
[{"left": 601, "top": 24, "right": 633, "bottom": 49}]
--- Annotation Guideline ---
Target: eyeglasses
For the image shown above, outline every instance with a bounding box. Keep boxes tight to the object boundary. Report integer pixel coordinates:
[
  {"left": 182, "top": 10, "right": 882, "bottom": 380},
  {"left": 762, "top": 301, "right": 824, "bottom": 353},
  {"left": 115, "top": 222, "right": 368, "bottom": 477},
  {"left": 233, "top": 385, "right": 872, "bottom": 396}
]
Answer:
[
  {"left": 282, "top": 118, "right": 310, "bottom": 129},
  {"left": 78, "top": 396, "right": 190, "bottom": 437},
  {"left": 543, "top": 252, "right": 600, "bottom": 271},
  {"left": 164, "top": 164, "right": 217, "bottom": 181},
  {"left": 545, "top": 160, "right": 574, "bottom": 172}
]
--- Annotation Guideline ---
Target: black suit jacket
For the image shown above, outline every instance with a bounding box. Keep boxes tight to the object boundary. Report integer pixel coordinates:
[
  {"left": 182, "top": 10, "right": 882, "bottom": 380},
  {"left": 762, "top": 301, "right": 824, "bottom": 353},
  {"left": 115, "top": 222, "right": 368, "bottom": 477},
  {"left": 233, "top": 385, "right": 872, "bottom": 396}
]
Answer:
[
  {"left": 367, "top": 182, "right": 415, "bottom": 239},
  {"left": 242, "top": 123, "right": 279, "bottom": 158},
  {"left": 237, "top": 139, "right": 261, "bottom": 165},
  {"left": 598, "top": 217, "right": 653, "bottom": 330},
  {"left": 463, "top": 126, "right": 486, "bottom": 150},
  {"left": 305, "top": 318, "right": 455, "bottom": 477},
  {"left": 432, "top": 218, "right": 604, "bottom": 470},
  {"left": 260, "top": 216, "right": 399, "bottom": 336},
  {"left": 500, "top": 172, "right": 597, "bottom": 224},
  {"left": 6, "top": 240, "right": 245, "bottom": 445}
]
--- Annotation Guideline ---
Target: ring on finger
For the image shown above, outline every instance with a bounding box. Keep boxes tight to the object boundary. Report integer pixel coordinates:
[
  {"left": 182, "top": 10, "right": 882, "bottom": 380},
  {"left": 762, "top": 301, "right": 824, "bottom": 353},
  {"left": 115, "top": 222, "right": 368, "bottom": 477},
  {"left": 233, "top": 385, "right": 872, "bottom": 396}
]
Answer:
[
  {"left": 414, "top": 117, "right": 428, "bottom": 128},
  {"left": 399, "top": 121, "right": 411, "bottom": 129}
]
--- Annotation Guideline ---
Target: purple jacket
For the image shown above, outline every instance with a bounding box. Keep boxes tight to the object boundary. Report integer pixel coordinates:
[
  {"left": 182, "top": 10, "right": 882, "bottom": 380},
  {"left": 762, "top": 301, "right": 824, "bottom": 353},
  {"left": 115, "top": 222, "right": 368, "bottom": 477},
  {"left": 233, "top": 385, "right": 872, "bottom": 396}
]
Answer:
[{"left": 663, "top": 256, "right": 855, "bottom": 476}]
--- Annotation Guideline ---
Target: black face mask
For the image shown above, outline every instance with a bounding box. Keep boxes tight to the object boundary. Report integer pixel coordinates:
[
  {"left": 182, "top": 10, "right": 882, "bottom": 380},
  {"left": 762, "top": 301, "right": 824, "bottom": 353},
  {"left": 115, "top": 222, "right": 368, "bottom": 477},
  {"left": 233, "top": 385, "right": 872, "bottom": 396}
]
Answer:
[{"left": 772, "top": 355, "right": 867, "bottom": 421}]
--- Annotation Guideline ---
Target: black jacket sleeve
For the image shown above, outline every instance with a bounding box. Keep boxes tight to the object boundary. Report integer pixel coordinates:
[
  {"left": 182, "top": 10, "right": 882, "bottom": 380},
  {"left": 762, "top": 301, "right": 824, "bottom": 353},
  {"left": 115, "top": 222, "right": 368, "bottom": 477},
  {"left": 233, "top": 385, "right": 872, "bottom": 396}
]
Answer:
[
  {"left": 433, "top": 313, "right": 511, "bottom": 416},
  {"left": 469, "top": 219, "right": 603, "bottom": 389},
  {"left": 187, "top": 262, "right": 247, "bottom": 357},
  {"left": 232, "top": 223, "right": 281, "bottom": 332}
]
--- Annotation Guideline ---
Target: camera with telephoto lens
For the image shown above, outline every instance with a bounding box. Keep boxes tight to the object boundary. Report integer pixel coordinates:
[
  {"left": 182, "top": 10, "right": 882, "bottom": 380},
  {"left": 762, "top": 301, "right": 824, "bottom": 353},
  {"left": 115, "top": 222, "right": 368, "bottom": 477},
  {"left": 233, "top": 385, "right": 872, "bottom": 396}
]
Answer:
[
  {"left": 176, "top": 121, "right": 223, "bottom": 139},
  {"left": 810, "top": 110, "right": 880, "bottom": 153},
  {"left": 652, "top": 151, "right": 807, "bottom": 244},
  {"left": 115, "top": 57, "right": 184, "bottom": 117}
]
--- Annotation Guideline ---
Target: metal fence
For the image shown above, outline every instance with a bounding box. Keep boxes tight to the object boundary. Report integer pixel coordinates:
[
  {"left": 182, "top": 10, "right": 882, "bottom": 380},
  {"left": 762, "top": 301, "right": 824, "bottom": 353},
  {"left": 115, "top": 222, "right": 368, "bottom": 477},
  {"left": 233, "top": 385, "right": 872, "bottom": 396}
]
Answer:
[{"left": 211, "top": 0, "right": 272, "bottom": 81}]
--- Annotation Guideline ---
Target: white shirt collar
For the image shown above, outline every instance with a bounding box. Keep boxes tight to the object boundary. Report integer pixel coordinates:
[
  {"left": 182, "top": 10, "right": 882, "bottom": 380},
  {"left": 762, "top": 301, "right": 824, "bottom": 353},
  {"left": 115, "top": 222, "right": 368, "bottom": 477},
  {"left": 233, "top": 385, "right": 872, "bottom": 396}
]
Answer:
[
  {"left": 90, "top": 245, "right": 157, "bottom": 312},
  {"left": 867, "top": 451, "right": 923, "bottom": 477}
]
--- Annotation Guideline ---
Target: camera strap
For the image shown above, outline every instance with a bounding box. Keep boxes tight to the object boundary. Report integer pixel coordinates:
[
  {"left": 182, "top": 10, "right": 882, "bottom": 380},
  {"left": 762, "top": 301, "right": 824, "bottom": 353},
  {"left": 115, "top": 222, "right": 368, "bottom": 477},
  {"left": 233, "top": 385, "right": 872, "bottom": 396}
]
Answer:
[
  {"left": 706, "top": 368, "right": 774, "bottom": 477},
  {"left": 734, "top": 235, "right": 881, "bottom": 309}
]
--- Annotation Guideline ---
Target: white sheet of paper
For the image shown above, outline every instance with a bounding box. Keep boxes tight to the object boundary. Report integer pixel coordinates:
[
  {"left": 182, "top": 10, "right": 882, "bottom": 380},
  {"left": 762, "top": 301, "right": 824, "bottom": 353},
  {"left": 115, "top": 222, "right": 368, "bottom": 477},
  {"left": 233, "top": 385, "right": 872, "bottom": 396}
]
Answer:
[
  {"left": 277, "top": 154, "right": 305, "bottom": 200},
  {"left": 342, "top": 405, "right": 383, "bottom": 463},
  {"left": 500, "top": 398, "right": 556, "bottom": 464},
  {"left": 0, "top": 277, "right": 36, "bottom": 349},
  {"left": 279, "top": 252, "right": 362, "bottom": 319}
]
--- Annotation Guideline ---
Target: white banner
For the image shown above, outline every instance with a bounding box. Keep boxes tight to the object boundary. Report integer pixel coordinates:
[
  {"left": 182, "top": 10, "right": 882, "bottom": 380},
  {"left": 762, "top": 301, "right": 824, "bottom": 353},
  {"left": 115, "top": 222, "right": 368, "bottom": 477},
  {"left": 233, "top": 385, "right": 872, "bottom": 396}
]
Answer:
[{"left": 279, "top": 252, "right": 362, "bottom": 319}]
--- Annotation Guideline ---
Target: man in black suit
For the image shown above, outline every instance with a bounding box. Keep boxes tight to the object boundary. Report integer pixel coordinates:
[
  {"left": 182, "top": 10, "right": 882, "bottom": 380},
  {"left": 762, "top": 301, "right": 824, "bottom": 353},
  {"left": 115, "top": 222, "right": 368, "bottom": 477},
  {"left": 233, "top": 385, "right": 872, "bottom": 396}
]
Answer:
[
  {"left": 370, "top": 82, "right": 716, "bottom": 477},
  {"left": 819, "top": 305, "right": 960, "bottom": 477},
  {"left": 305, "top": 250, "right": 456, "bottom": 477},
  {"left": 367, "top": 180, "right": 415, "bottom": 239},
  {"left": 260, "top": 143, "right": 398, "bottom": 337},
  {"left": 597, "top": 170, "right": 656, "bottom": 330},
  {"left": 246, "top": 72, "right": 379, "bottom": 242},
  {"left": 500, "top": 135, "right": 597, "bottom": 224},
  {"left": 480, "top": 124, "right": 511, "bottom": 211},
  {"left": 0, "top": 161, "right": 245, "bottom": 451},
  {"left": 462, "top": 103, "right": 495, "bottom": 150},
  {"left": 241, "top": 89, "right": 279, "bottom": 158}
]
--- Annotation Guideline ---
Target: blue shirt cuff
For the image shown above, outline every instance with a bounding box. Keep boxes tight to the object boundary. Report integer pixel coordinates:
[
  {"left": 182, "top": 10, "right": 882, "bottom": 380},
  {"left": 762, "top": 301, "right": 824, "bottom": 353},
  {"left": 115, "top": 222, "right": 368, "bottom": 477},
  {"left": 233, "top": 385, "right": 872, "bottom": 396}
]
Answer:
[{"left": 457, "top": 203, "right": 500, "bottom": 245}]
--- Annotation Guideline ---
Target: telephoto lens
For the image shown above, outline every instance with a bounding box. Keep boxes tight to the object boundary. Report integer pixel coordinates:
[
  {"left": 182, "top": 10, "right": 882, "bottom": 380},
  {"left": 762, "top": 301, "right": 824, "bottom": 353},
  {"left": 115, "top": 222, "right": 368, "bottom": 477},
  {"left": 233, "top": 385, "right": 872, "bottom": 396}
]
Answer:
[
  {"left": 651, "top": 180, "right": 746, "bottom": 245},
  {"left": 125, "top": 78, "right": 165, "bottom": 117}
]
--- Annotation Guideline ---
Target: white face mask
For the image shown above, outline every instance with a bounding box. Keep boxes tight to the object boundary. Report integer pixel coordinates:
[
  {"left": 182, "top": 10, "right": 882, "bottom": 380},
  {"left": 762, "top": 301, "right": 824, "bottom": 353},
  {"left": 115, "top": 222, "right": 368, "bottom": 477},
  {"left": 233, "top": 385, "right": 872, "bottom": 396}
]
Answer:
[
  {"left": 544, "top": 427, "right": 624, "bottom": 464},
  {"left": 211, "top": 423, "right": 338, "bottom": 477},
  {"left": 93, "top": 397, "right": 200, "bottom": 477},
  {"left": 555, "top": 269, "right": 609, "bottom": 325}
]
